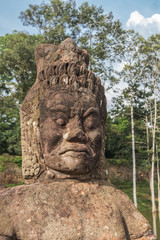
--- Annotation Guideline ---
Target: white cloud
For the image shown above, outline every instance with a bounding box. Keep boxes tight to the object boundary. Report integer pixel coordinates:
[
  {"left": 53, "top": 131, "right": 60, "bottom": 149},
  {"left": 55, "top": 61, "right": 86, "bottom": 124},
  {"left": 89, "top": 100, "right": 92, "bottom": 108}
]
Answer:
[{"left": 126, "top": 11, "right": 160, "bottom": 38}]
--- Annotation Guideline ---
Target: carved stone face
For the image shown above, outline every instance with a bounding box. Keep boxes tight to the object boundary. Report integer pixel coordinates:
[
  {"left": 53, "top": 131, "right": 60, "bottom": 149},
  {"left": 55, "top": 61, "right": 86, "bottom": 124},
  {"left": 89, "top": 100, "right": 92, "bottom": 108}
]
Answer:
[{"left": 40, "top": 90, "right": 102, "bottom": 175}]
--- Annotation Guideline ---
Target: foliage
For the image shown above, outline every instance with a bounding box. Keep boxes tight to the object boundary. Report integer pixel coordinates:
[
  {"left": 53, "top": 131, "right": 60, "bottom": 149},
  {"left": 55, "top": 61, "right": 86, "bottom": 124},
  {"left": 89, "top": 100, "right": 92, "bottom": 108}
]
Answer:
[
  {"left": 0, "top": 161, "right": 6, "bottom": 172},
  {"left": 0, "top": 32, "right": 44, "bottom": 154},
  {"left": 107, "top": 158, "right": 130, "bottom": 166},
  {"left": 0, "top": 154, "right": 22, "bottom": 168},
  {"left": 19, "top": 0, "right": 126, "bottom": 85},
  {"left": 19, "top": 0, "right": 79, "bottom": 43},
  {"left": 0, "top": 92, "right": 21, "bottom": 155},
  {"left": 0, "top": 32, "right": 44, "bottom": 102},
  {"left": 105, "top": 114, "right": 132, "bottom": 161}
]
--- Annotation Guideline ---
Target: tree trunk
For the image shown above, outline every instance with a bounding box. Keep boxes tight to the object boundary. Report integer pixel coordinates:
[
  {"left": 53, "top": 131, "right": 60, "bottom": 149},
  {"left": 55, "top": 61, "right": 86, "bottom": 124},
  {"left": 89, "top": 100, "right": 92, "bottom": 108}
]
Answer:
[
  {"left": 130, "top": 81, "right": 137, "bottom": 208},
  {"left": 145, "top": 111, "right": 150, "bottom": 165},
  {"left": 157, "top": 143, "right": 160, "bottom": 212},
  {"left": 152, "top": 212, "right": 157, "bottom": 236},
  {"left": 150, "top": 80, "right": 157, "bottom": 213}
]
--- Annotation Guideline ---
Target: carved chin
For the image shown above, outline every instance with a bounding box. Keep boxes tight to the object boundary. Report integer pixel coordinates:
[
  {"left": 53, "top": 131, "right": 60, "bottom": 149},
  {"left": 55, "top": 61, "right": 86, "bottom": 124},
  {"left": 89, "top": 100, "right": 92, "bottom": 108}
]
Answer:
[{"left": 44, "top": 153, "right": 99, "bottom": 175}]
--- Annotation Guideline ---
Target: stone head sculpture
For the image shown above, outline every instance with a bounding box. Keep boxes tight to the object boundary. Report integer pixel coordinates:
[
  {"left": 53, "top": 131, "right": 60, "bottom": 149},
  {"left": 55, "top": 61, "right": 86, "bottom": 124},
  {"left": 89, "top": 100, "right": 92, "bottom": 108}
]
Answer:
[{"left": 21, "top": 38, "right": 107, "bottom": 182}]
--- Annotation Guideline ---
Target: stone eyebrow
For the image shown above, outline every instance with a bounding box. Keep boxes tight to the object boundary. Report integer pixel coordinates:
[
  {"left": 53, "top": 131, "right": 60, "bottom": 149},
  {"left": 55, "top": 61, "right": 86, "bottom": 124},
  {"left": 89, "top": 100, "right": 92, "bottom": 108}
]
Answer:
[
  {"left": 49, "top": 105, "right": 67, "bottom": 113},
  {"left": 83, "top": 107, "right": 99, "bottom": 118}
]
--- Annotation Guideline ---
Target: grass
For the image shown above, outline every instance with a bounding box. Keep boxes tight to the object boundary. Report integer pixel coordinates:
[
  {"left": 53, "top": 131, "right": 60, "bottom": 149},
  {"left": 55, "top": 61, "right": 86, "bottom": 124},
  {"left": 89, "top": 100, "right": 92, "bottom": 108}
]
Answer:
[
  {"left": 0, "top": 161, "right": 6, "bottom": 172},
  {"left": 5, "top": 181, "right": 24, "bottom": 188},
  {"left": 112, "top": 180, "right": 158, "bottom": 213},
  {"left": 113, "top": 180, "right": 158, "bottom": 212},
  {"left": 113, "top": 180, "right": 160, "bottom": 239},
  {"left": 0, "top": 154, "right": 22, "bottom": 170}
]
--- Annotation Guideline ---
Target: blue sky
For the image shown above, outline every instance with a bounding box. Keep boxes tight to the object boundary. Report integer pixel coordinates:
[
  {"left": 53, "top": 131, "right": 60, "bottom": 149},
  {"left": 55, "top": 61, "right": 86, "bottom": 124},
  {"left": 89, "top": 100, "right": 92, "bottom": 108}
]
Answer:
[{"left": 0, "top": 0, "right": 160, "bottom": 37}]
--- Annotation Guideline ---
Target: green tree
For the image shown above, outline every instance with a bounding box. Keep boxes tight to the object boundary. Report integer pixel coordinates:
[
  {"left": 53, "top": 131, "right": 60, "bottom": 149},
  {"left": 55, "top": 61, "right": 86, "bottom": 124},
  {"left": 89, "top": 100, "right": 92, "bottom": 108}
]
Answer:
[
  {"left": 109, "top": 87, "right": 148, "bottom": 167},
  {"left": 0, "top": 32, "right": 43, "bottom": 103},
  {"left": 118, "top": 31, "right": 144, "bottom": 208},
  {"left": 105, "top": 111, "right": 132, "bottom": 162},
  {"left": 0, "top": 92, "right": 21, "bottom": 155},
  {"left": 138, "top": 34, "right": 160, "bottom": 213},
  {"left": 77, "top": 2, "right": 126, "bottom": 85},
  {"left": 19, "top": 0, "right": 79, "bottom": 43},
  {"left": 0, "top": 32, "right": 43, "bottom": 155},
  {"left": 19, "top": 0, "right": 126, "bottom": 87}
]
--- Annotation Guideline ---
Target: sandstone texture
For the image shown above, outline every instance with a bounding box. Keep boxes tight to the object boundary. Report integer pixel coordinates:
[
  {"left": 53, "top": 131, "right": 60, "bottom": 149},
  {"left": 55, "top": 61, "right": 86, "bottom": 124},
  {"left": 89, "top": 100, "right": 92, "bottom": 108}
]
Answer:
[
  {"left": 20, "top": 38, "right": 106, "bottom": 182},
  {"left": 0, "top": 181, "right": 156, "bottom": 240}
]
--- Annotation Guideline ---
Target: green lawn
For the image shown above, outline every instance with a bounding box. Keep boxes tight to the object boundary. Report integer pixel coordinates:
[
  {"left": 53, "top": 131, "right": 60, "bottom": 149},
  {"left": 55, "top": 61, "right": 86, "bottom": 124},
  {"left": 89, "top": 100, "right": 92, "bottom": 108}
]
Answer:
[
  {"left": 112, "top": 180, "right": 158, "bottom": 213},
  {"left": 113, "top": 180, "right": 160, "bottom": 240}
]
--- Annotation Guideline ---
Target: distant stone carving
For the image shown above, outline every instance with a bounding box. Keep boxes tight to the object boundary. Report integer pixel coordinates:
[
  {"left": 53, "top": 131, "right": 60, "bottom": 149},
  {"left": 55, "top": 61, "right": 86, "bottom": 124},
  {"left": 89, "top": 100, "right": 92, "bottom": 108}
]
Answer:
[{"left": 0, "top": 39, "right": 157, "bottom": 240}]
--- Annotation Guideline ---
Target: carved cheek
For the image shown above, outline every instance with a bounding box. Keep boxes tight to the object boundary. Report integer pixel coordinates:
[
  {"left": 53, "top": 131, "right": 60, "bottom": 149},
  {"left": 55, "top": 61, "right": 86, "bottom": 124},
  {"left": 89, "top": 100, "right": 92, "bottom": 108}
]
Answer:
[
  {"left": 42, "top": 120, "right": 62, "bottom": 153},
  {"left": 87, "top": 129, "right": 102, "bottom": 150},
  {"left": 45, "top": 132, "right": 62, "bottom": 153}
]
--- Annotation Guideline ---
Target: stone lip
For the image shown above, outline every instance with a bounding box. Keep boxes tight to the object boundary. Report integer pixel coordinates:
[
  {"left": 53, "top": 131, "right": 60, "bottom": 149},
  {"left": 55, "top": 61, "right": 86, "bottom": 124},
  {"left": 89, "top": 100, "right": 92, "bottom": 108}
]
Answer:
[{"left": 0, "top": 181, "right": 157, "bottom": 240}]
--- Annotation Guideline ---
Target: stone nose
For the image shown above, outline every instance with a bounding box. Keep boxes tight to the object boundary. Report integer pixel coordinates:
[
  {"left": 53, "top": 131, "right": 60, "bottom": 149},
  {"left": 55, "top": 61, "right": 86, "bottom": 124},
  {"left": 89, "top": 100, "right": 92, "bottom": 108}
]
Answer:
[{"left": 64, "top": 124, "right": 88, "bottom": 143}]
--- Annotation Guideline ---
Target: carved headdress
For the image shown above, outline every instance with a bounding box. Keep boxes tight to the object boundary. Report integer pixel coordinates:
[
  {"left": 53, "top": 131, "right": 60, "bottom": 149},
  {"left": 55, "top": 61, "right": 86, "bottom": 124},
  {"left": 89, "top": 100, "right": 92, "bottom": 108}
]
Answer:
[{"left": 21, "top": 38, "right": 107, "bottom": 182}]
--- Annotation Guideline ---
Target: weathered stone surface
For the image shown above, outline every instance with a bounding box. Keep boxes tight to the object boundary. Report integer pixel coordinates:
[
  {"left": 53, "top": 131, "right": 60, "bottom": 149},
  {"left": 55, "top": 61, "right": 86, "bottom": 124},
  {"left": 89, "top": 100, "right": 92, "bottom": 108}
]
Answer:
[
  {"left": 20, "top": 38, "right": 106, "bottom": 182},
  {"left": 0, "top": 181, "right": 156, "bottom": 240},
  {"left": 0, "top": 38, "right": 157, "bottom": 239}
]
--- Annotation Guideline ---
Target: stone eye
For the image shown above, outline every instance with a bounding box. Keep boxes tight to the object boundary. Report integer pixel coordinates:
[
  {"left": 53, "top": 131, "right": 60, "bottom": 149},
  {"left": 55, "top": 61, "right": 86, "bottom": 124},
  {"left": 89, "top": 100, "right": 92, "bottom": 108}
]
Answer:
[
  {"left": 56, "top": 118, "right": 66, "bottom": 126},
  {"left": 85, "top": 121, "right": 94, "bottom": 129},
  {"left": 83, "top": 114, "right": 99, "bottom": 130}
]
